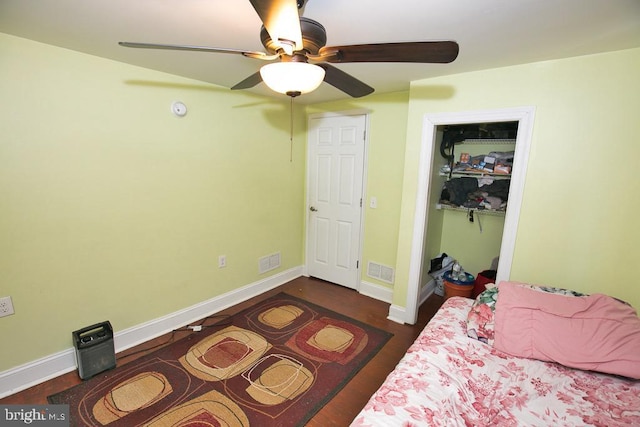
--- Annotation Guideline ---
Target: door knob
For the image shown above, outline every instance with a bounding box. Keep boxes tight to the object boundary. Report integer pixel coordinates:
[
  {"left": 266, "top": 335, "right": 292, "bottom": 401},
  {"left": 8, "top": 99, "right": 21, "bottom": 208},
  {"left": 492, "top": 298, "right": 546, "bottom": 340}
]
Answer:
[{"left": 309, "top": 206, "right": 318, "bottom": 212}]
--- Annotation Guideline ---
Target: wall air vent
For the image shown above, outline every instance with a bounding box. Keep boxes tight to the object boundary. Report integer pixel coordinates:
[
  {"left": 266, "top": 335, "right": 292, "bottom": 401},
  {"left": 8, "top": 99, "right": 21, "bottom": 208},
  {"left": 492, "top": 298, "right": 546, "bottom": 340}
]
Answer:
[
  {"left": 259, "top": 252, "right": 281, "bottom": 274},
  {"left": 367, "top": 261, "right": 395, "bottom": 284}
]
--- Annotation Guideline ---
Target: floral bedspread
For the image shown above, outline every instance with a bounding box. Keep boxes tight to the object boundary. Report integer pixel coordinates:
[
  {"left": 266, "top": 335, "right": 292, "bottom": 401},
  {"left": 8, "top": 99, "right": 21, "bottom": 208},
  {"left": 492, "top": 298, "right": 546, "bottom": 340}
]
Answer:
[{"left": 351, "top": 297, "right": 640, "bottom": 427}]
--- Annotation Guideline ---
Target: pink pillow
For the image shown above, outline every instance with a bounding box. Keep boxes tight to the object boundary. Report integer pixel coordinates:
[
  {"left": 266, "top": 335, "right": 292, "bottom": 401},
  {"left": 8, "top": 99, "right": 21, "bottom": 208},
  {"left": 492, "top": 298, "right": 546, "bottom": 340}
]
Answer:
[{"left": 493, "top": 282, "right": 640, "bottom": 379}]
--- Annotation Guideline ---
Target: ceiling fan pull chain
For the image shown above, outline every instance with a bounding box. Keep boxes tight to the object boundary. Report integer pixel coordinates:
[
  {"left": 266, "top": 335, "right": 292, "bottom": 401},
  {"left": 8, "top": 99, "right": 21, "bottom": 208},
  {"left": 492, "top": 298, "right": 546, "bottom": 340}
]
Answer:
[{"left": 290, "top": 96, "right": 294, "bottom": 162}]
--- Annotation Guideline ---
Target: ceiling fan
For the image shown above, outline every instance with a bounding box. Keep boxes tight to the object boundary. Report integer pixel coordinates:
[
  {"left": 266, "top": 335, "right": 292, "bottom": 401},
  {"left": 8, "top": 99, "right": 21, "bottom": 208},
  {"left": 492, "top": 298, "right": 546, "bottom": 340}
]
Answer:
[{"left": 119, "top": 0, "right": 459, "bottom": 98}]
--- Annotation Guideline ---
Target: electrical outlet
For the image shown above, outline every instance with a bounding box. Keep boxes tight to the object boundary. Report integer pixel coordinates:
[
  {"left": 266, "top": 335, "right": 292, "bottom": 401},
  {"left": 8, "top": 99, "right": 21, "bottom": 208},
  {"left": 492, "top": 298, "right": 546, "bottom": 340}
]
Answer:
[
  {"left": 0, "top": 296, "right": 15, "bottom": 317},
  {"left": 218, "top": 255, "right": 226, "bottom": 268}
]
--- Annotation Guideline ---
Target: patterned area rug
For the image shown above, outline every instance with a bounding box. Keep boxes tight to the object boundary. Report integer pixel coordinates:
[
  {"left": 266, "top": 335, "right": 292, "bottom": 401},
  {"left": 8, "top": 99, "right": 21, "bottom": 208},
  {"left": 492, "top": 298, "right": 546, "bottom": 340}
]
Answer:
[{"left": 49, "top": 293, "right": 393, "bottom": 426}]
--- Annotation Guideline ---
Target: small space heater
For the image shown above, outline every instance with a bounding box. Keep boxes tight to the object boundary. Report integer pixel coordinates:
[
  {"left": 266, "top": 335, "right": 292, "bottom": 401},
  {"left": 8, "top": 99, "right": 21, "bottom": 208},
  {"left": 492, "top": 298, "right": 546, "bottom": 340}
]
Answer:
[{"left": 72, "top": 321, "right": 116, "bottom": 380}]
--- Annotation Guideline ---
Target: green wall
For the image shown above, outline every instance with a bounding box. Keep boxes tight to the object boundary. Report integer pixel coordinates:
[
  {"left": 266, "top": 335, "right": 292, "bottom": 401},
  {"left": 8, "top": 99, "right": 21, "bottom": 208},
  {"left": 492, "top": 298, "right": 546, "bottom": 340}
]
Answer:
[
  {"left": 438, "top": 211, "right": 505, "bottom": 276},
  {"left": 0, "top": 33, "right": 307, "bottom": 371},
  {"left": 2, "top": 30, "right": 639, "bottom": 377},
  {"left": 395, "top": 48, "right": 640, "bottom": 311}
]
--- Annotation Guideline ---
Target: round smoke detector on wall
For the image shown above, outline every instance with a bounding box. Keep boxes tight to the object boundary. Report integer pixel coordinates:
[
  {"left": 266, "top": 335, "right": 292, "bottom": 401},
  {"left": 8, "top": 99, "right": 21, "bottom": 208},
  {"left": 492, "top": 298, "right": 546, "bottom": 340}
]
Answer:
[{"left": 171, "top": 101, "right": 187, "bottom": 117}]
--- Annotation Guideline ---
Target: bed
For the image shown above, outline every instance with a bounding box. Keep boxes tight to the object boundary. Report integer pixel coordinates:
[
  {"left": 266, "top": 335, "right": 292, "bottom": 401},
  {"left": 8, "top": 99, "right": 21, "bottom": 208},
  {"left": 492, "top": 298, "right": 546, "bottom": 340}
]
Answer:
[{"left": 351, "top": 283, "right": 640, "bottom": 427}]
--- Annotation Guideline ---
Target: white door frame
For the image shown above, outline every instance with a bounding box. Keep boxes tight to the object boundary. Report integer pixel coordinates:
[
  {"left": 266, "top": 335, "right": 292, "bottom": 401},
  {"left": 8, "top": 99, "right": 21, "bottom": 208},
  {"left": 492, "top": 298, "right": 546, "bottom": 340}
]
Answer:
[
  {"left": 305, "top": 109, "right": 371, "bottom": 289},
  {"left": 403, "top": 106, "right": 536, "bottom": 324}
]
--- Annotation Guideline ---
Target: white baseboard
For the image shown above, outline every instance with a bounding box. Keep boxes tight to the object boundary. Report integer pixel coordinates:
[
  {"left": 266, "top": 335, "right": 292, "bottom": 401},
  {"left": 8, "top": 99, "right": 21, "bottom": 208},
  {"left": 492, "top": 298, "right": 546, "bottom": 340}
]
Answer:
[
  {"left": 0, "top": 266, "right": 303, "bottom": 399},
  {"left": 419, "top": 279, "right": 436, "bottom": 306},
  {"left": 358, "top": 280, "right": 393, "bottom": 303},
  {"left": 387, "top": 304, "right": 406, "bottom": 324},
  {"left": 387, "top": 280, "right": 436, "bottom": 324}
]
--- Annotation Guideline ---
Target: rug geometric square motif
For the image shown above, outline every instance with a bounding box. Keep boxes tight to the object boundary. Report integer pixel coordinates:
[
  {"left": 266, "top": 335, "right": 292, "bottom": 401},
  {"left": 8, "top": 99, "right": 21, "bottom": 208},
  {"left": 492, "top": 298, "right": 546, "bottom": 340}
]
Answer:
[{"left": 48, "top": 293, "right": 393, "bottom": 426}]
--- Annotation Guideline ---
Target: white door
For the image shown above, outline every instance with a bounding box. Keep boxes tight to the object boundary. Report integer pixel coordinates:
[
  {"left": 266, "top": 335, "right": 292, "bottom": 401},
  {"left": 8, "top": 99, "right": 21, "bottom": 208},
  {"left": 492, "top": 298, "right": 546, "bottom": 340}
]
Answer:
[{"left": 306, "top": 113, "right": 367, "bottom": 289}]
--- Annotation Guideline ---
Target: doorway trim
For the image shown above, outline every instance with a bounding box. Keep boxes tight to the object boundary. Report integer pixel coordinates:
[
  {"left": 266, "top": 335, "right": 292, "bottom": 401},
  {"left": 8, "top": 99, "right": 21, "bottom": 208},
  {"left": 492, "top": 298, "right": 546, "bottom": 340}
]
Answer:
[{"left": 404, "top": 106, "right": 536, "bottom": 324}]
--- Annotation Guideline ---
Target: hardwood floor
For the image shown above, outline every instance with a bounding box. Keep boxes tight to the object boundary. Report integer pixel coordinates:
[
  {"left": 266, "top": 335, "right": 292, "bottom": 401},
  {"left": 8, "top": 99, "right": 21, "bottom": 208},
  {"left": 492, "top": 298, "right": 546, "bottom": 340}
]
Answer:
[{"left": 0, "top": 276, "right": 444, "bottom": 426}]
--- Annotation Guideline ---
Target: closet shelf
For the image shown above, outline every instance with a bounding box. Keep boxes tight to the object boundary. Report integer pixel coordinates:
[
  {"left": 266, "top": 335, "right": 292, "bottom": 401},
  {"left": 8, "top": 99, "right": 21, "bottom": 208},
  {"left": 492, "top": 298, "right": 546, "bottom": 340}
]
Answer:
[
  {"left": 460, "top": 138, "right": 516, "bottom": 145},
  {"left": 436, "top": 204, "right": 506, "bottom": 217},
  {"left": 440, "top": 170, "right": 511, "bottom": 179}
]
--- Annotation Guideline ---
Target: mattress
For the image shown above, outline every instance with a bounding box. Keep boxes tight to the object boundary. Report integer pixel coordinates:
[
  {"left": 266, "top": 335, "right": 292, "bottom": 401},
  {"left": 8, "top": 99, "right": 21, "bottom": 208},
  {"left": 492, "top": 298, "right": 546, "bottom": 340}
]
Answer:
[{"left": 351, "top": 297, "right": 640, "bottom": 426}]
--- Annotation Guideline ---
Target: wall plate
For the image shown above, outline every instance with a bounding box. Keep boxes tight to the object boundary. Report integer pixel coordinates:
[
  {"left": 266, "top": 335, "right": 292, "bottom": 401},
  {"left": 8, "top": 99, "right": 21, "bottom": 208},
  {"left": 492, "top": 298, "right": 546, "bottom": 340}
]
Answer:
[{"left": 0, "top": 296, "right": 15, "bottom": 317}]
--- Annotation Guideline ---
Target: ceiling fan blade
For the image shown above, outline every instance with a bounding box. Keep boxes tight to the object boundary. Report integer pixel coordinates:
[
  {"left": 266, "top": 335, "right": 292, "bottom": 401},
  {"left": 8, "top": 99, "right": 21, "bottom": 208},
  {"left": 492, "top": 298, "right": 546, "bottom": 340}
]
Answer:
[
  {"left": 118, "top": 42, "right": 277, "bottom": 60},
  {"left": 231, "top": 72, "right": 263, "bottom": 90},
  {"left": 317, "top": 41, "right": 459, "bottom": 64},
  {"left": 249, "top": 0, "right": 303, "bottom": 52},
  {"left": 318, "top": 63, "right": 374, "bottom": 98}
]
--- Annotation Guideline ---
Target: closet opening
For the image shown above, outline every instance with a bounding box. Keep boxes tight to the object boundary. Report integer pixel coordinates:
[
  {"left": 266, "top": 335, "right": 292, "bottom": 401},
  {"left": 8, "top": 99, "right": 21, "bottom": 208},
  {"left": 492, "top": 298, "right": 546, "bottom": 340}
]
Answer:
[
  {"left": 402, "top": 107, "right": 535, "bottom": 325},
  {"left": 428, "top": 121, "right": 519, "bottom": 298}
]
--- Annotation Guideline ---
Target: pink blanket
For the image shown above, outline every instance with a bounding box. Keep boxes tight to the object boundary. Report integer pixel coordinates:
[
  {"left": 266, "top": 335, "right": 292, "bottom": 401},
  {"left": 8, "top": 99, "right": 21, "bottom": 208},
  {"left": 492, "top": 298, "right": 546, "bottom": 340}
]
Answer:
[{"left": 352, "top": 297, "right": 640, "bottom": 426}]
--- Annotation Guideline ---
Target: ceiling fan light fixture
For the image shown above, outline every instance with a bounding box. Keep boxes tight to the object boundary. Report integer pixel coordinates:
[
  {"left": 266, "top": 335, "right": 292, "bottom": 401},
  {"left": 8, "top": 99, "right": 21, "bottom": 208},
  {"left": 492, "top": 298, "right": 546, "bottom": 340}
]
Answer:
[{"left": 260, "top": 62, "right": 325, "bottom": 96}]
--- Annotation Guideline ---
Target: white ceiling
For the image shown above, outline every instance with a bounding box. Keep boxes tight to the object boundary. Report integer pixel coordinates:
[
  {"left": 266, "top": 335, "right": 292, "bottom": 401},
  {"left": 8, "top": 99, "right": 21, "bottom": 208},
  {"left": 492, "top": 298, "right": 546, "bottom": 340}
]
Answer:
[{"left": 2, "top": 0, "right": 640, "bottom": 104}]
